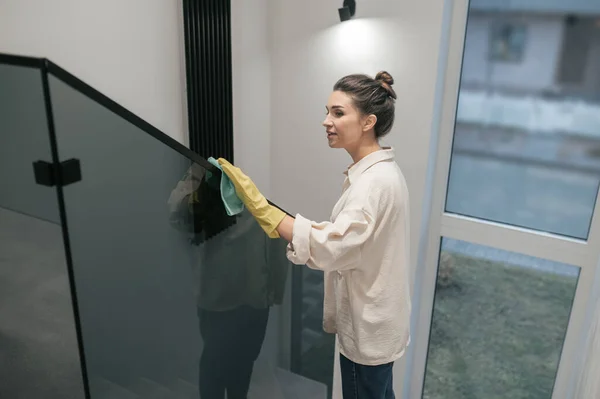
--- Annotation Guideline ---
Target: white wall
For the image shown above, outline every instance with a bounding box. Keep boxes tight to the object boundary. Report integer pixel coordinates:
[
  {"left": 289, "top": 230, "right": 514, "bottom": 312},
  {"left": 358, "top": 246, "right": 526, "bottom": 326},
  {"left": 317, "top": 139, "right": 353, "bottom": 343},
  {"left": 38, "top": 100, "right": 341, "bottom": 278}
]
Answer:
[
  {"left": 0, "top": 0, "right": 187, "bottom": 143},
  {"left": 269, "top": 0, "right": 446, "bottom": 277},
  {"left": 461, "top": 13, "right": 564, "bottom": 91},
  {"left": 231, "top": 0, "right": 272, "bottom": 196}
]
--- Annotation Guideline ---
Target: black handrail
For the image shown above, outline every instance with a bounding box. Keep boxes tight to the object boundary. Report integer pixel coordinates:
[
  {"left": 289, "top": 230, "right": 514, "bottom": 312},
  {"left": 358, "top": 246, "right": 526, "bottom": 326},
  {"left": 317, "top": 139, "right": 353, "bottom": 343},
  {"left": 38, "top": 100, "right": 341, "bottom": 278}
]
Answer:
[{"left": 0, "top": 53, "right": 44, "bottom": 68}]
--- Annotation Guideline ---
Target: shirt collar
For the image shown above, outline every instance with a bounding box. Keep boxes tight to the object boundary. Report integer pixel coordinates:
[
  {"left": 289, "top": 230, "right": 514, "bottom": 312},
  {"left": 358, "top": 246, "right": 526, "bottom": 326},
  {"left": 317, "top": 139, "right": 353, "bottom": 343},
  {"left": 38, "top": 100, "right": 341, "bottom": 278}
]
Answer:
[{"left": 344, "top": 147, "right": 395, "bottom": 184}]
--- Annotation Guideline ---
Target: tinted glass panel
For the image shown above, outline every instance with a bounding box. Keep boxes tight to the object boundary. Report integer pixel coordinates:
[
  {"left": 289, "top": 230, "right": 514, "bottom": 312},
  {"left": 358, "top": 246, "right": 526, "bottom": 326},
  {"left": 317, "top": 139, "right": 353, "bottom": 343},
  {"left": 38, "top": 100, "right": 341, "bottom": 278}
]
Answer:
[
  {"left": 0, "top": 62, "right": 84, "bottom": 398},
  {"left": 0, "top": 63, "right": 59, "bottom": 222},
  {"left": 48, "top": 74, "right": 329, "bottom": 398}
]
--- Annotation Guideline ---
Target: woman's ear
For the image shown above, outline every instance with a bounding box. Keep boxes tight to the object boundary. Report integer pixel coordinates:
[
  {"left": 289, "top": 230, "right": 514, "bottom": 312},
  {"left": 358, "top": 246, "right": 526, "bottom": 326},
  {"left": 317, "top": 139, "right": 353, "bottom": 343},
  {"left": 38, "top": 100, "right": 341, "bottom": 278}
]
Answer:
[{"left": 363, "top": 114, "right": 377, "bottom": 132}]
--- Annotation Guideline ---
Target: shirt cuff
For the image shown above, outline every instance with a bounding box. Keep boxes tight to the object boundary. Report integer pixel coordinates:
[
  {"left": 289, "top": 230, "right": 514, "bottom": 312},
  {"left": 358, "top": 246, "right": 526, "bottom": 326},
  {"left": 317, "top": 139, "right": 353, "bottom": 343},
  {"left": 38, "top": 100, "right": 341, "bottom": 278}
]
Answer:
[{"left": 286, "top": 213, "right": 312, "bottom": 265}]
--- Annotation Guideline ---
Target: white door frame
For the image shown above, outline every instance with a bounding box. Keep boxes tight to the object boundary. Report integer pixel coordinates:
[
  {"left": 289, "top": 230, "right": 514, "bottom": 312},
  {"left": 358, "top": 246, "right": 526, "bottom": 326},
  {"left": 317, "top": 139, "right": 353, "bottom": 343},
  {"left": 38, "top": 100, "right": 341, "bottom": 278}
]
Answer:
[{"left": 402, "top": 0, "right": 600, "bottom": 398}]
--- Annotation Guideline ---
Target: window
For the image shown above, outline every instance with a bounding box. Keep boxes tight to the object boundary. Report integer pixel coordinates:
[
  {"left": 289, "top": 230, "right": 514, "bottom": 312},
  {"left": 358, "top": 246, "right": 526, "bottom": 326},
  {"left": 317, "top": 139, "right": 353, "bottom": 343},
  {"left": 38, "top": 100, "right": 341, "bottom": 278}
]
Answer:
[
  {"left": 447, "top": 13, "right": 600, "bottom": 239},
  {"left": 490, "top": 23, "right": 527, "bottom": 62},
  {"left": 407, "top": 4, "right": 600, "bottom": 399}
]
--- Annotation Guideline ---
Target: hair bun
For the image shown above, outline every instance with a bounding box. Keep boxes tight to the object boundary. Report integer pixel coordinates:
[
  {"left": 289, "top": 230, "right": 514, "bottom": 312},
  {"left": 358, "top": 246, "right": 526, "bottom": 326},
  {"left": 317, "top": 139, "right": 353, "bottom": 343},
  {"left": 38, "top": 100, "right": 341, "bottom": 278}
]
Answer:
[
  {"left": 376, "top": 71, "right": 394, "bottom": 86},
  {"left": 375, "top": 71, "right": 396, "bottom": 99}
]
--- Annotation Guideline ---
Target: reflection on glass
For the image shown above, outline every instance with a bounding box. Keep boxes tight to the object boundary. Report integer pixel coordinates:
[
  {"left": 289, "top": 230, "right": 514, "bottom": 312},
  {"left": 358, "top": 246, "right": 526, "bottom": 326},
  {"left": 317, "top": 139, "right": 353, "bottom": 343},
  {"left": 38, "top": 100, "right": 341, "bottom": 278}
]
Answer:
[
  {"left": 47, "top": 72, "right": 330, "bottom": 398},
  {"left": 446, "top": 6, "right": 600, "bottom": 239},
  {"left": 169, "top": 164, "right": 290, "bottom": 398},
  {"left": 422, "top": 238, "right": 579, "bottom": 399}
]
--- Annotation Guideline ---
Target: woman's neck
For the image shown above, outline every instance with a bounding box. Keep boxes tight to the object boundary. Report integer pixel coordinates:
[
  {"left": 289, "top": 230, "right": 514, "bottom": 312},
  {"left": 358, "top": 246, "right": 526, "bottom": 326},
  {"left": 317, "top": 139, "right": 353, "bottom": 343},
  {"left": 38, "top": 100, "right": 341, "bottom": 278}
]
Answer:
[{"left": 348, "top": 140, "right": 382, "bottom": 164}]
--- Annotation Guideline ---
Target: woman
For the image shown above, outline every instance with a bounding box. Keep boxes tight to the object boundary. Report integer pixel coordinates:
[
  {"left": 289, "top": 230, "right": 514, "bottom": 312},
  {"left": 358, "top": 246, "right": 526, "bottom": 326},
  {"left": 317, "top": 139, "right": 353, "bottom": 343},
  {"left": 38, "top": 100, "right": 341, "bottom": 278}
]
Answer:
[{"left": 218, "top": 71, "right": 411, "bottom": 399}]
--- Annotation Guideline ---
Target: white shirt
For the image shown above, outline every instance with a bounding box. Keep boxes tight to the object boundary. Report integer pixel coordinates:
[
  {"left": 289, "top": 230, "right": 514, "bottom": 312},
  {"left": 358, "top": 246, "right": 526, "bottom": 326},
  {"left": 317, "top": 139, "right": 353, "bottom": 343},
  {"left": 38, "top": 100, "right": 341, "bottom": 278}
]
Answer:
[{"left": 286, "top": 147, "right": 411, "bottom": 365}]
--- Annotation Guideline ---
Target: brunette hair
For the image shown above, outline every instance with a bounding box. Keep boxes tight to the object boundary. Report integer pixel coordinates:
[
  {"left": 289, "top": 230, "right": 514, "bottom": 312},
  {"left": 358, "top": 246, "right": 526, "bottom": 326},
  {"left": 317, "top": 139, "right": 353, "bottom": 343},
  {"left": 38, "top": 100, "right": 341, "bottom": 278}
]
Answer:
[{"left": 333, "top": 71, "right": 396, "bottom": 138}]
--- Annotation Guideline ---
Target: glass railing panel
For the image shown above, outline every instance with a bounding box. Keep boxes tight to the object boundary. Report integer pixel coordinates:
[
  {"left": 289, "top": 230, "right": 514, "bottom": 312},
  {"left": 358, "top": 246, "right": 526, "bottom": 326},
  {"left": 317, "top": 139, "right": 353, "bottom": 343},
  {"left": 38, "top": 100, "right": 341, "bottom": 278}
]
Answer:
[
  {"left": 0, "top": 61, "right": 59, "bottom": 222},
  {"left": 0, "top": 59, "right": 84, "bottom": 399},
  {"left": 47, "top": 70, "right": 330, "bottom": 398}
]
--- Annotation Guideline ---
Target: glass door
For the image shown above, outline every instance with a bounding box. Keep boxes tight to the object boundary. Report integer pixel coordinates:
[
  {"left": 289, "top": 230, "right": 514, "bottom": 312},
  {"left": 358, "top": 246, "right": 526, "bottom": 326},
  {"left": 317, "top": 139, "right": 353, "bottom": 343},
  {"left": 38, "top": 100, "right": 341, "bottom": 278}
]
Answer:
[{"left": 407, "top": 1, "right": 600, "bottom": 398}]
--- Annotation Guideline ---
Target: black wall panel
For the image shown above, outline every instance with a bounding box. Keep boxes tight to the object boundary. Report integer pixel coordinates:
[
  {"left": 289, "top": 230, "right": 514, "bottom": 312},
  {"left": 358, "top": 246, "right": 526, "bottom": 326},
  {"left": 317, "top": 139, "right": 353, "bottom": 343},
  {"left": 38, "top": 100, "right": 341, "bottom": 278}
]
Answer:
[{"left": 183, "top": 0, "right": 234, "bottom": 162}]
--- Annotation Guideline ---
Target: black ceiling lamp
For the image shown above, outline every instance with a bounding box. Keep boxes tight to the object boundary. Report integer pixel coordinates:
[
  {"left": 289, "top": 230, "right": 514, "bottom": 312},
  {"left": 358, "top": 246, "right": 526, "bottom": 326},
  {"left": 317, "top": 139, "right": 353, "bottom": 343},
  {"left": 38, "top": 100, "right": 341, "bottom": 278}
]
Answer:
[{"left": 338, "top": 0, "right": 356, "bottom": 22}]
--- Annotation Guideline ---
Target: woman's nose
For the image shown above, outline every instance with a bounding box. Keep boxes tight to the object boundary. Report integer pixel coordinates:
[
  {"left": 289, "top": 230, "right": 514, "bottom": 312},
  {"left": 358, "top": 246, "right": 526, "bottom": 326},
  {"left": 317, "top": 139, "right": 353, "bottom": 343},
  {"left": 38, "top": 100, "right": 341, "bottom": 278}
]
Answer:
[{"left": 322, "top": 117, "right": 332, "bottom": 127}]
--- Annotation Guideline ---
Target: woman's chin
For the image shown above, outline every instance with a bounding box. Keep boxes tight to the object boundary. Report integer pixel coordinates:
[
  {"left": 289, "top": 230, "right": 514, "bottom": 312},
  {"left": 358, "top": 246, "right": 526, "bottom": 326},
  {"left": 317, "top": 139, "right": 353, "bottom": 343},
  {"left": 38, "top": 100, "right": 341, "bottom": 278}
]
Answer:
[{"left": 328, "top": 138, "right": 341, "bottom": 148}]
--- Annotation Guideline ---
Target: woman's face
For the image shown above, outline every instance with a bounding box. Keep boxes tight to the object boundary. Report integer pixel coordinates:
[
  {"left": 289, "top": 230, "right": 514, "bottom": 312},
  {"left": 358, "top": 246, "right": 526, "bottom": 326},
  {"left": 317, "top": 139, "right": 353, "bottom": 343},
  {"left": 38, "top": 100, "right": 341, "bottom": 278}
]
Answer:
[{"left": 323, "top": 91, "right": 365, "bottom": 150}]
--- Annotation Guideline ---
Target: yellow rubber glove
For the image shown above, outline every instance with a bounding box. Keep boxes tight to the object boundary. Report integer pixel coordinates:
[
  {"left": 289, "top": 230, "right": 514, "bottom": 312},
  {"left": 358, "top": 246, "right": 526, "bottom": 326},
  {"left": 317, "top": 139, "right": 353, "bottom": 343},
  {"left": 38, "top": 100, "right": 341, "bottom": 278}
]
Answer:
[{"left": 217, "top": 158, "right": 286, "bottom": 238}]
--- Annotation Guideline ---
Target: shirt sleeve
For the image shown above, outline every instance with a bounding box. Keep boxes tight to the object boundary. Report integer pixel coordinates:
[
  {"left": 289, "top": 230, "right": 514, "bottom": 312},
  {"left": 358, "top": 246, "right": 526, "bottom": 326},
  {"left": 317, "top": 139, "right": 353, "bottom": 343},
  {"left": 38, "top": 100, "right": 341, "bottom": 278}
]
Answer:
[
  {"left": 285, "top": 210, "right": 374, "bottom": 272},
  {"left": 286, "top": 177, "right": 382, "bottom": 271}
]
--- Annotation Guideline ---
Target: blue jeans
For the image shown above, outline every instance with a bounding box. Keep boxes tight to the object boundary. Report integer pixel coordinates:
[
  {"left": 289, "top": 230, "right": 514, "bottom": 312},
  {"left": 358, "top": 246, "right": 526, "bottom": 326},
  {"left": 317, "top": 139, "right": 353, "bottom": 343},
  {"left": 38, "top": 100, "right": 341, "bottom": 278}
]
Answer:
[{"left": 340, "top": 354, "right": 395, "bottom": 399}]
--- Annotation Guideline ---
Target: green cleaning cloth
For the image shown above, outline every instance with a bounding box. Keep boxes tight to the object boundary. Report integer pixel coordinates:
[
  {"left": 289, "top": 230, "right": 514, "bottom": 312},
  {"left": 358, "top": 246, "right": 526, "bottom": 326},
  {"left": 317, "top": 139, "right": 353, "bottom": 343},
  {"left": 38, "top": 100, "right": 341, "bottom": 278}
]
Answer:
[{"left": 206, "top": 157, "right": 245, "bottom": 216}]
